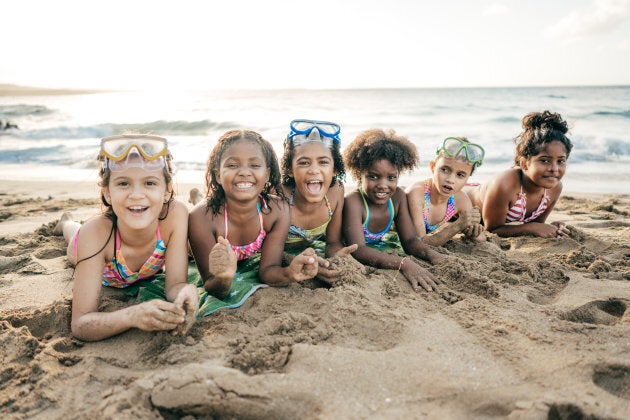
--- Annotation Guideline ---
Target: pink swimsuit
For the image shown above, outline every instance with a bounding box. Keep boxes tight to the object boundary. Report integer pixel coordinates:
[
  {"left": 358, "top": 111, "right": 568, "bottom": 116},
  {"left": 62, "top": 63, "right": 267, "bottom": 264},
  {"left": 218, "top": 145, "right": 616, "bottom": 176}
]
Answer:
[{"left": 224, "top": 201, "right": 267, "bottom": 261}]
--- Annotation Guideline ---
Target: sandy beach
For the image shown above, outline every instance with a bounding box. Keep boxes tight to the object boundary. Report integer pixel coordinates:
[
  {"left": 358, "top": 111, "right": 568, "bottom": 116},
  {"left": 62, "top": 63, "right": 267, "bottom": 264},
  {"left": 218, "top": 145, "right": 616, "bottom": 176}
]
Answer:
[{"left": 1, "top": 179, "right": 629, "bottom": 419}]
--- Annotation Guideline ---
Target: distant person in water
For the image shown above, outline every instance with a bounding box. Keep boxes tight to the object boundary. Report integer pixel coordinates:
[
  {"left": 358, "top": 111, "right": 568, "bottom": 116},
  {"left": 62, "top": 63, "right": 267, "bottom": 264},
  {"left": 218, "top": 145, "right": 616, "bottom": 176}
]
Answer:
[
  {"left": 1, "top": 119, "right": 18, "bottom": 130},
  {"left": 464, "top": 110, "right": 572, "bottom": 238}
]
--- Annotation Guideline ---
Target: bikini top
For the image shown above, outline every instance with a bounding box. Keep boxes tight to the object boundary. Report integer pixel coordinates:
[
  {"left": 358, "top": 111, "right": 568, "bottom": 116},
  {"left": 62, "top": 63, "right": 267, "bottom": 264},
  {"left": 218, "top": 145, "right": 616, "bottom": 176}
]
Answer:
[
  {"left": 423, "top": 180, "right": 456, "bottom": 233},
  {"left": 286, "top": 190, "right": 333, "bottom": 245},
  {"left": 102, "top": 226, "right": 166, "bottom": 288},
  {"left": 505, "top": 187, "right": 549, "bottom": 223},
  {"left": 359, "top": 189, "right": 394, "bottom": 244},
  {"left": 224, "top": 200, "right": 267, "bottom": 261}
]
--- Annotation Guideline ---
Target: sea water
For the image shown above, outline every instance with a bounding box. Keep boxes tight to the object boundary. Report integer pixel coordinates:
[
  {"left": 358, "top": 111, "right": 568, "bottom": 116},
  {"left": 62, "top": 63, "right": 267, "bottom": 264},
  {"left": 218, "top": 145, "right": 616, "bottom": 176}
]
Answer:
[{"left": 1, "top": 86, "right": 629, "bottom": 194}]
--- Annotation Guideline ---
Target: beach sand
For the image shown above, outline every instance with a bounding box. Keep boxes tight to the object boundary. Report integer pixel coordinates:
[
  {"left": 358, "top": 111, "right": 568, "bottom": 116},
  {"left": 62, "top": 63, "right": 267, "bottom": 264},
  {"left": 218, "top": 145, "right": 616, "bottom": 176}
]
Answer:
[{"left": 1, "top": 179, "right": 629, "bottom": 419}]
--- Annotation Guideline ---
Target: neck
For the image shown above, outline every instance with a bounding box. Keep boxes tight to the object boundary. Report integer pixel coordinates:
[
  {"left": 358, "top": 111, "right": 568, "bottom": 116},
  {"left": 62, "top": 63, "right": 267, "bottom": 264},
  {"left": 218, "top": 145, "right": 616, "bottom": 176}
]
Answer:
[
  {"left": 429, "top": 180, "right": 450, "bottom": 204},
  {"left": 116, "top": 220, "right": 158, "bottom": 246},
  {"left": 225, "top": 197, "right": 260, "bottom": 222}
]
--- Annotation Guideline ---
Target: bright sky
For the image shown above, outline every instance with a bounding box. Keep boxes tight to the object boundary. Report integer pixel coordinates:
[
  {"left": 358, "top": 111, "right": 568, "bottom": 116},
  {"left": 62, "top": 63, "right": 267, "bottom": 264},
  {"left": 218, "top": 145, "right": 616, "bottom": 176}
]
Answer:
[{"left": 2, "top": 0, "right": 629, "bottom": 90}]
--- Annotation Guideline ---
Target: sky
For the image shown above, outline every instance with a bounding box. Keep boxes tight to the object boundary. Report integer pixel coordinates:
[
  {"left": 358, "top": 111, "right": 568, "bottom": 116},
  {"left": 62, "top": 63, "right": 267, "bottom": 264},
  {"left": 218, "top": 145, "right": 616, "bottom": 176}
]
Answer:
[{"left": 1, "top": 0, "right": 629, "bottom": 90}]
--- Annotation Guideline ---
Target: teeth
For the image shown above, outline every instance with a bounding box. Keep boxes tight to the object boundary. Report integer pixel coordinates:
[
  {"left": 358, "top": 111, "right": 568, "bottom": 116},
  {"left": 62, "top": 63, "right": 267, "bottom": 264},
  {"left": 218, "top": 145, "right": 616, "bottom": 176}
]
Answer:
[
  {"left": 236, "top": 182, "right": 253, "bottom": 188},
  {"left": 129, "top": 206, "right": 145, "bottom": 210},
  {"left": 306, "top": 180, "right": 322, "bottom": 184}
]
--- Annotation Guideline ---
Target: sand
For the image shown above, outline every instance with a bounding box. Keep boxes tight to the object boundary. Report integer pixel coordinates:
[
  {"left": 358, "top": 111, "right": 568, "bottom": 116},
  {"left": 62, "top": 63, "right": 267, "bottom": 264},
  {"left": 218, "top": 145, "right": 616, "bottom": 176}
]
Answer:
[{"left": 1, "top": 179, "right": 629, "bottom": 419}]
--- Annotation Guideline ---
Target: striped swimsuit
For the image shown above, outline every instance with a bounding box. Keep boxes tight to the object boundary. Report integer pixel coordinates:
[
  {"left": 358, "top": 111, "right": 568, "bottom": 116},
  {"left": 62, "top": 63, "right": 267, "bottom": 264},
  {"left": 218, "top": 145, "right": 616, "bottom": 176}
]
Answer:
[
  {"left": 423, "top": 180, "right": 456, "bottom": 232},
  {"left": 505, "top": 187, "right": 549, "bottom": 223}
]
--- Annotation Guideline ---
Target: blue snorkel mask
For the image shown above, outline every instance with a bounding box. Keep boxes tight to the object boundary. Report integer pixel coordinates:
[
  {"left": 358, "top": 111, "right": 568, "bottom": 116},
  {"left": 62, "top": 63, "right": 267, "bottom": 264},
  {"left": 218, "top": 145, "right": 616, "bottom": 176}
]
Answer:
[{"left": 287, "top": 119, "right": 341, "bottom": 148}]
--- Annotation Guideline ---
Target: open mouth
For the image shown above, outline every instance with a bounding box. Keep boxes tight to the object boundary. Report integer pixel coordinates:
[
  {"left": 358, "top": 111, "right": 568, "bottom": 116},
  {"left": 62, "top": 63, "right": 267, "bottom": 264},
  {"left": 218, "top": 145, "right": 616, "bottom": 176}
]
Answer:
[
  {"left": 128, "top": 206, "right": 148, "bottom": 214},
  {"left": 305, "top": 180, "right": 323, "bottom": 194},
  {"left": 374, "top": 191, "right": 390, "bottom": 199},
  {"left": 441, "top": 184, "right": 453, "bottom": 194},
  {"left": 235, "top": 182, "right": 254, "bottom": 189}
]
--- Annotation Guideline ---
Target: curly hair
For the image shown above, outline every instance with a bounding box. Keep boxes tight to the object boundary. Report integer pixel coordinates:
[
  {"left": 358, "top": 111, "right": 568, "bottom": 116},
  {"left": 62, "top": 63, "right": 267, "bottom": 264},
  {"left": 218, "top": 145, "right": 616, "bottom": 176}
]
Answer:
[
  {"left": 343, "top": 129, "right": 419, "bottom": 181},
  {"left": 513, "top": 110, "right": 572, "bottom": 165},
  {"left": 205, "top": 130, "right": 284, "bottom": 215},
  {"left": 280, "top": 136, "right": 346, "bottom": 187}
]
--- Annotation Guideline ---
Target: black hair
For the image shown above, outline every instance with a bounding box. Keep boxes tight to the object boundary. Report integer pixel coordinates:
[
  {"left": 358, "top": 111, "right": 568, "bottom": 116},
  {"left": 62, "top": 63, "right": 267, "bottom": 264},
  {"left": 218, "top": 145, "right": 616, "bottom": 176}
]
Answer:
[{"left": 514, "top": 110, "right": 572, "bottom": 165}]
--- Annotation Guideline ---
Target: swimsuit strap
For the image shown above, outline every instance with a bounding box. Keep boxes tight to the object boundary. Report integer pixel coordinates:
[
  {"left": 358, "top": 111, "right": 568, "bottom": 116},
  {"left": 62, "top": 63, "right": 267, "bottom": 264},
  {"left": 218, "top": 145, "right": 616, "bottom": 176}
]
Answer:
[
  {"left": 224, "top": 200, "right": 266, "bottom": 261},
  {"left": 422, "top": 180, "right": 456, "bottom": 232},
  {"left": 359, "top": 189, "right": 394, "bottom": 243},
  {"left": 290, "top": 188, "right": 333, "bottom": 218}
]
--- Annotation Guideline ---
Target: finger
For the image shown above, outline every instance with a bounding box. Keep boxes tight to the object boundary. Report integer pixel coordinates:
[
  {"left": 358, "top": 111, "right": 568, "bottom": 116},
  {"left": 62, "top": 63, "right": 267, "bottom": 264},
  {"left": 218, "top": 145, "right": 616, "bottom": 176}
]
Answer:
[
  {"left": 316, "top": 255, "right": 329, "bottom": 268},
  {"left": 217, "top": 236, "right": 230, "bottom": 246},
  {"left": 417, "top": 279, "right": 433, "bottom": 292},
  {"left": 336, "top": 244, "right": 358, "bottom": 257}
]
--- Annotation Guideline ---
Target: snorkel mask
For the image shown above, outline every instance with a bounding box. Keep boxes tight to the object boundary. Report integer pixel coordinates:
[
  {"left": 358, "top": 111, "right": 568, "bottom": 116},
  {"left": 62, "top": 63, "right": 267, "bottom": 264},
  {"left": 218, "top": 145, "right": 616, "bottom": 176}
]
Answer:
[
  {"left": 436, "top": 137, "right": 485, "bottom": 167},
  {"left": 287, "top": 119, "right": 341, "bottom": 148},
  {"left": 99, "top": 134, "right": 170, "bottom": 172}
]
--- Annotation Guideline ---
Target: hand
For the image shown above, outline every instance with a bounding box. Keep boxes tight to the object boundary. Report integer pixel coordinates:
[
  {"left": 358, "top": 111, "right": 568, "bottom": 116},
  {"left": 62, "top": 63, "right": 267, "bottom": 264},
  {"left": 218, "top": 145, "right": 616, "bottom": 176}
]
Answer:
[
  {"left": 209, "top": 236, "right": 237, "bottom": 291},
  {"left": 130, "top": 300, "right": 186, "bottom": 332},
  {"left": 172, "top": 284, "right": 199, "bottom": 336},
  {"left": 551, "top": 221, "right": 570, "bottom": 238},
  {"left": 401, "top": 259, "right": 440, "bottom": 292},
  {"left": 530, "top": 222, "right": 569, "bottom": 238},
  {"left": 316, "top": 244, "right": 359, "bottom": 284},
  {"left": 287, "top": 248, "right": 318, "bottom": 282},
  {"left": 458, "top": 207, "right": 481, "bottom": 230},
  {"left": 463, "top": 223, "right": 485, "bottom": 239}
]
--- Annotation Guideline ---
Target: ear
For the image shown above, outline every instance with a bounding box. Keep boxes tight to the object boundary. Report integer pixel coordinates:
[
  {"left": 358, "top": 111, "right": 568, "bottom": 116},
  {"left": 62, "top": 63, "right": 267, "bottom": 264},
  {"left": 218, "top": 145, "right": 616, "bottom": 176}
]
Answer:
[
  {"left": 102, "top": 186, "right": 111, "bottom": 203},
  {"left": 286, "top": 167, "right": 294, "bottom": 178},
  {"left": 429, "top": 160, "right": 436, "bottom": 173},
  {"left": 214, "top": 169, "right": 221, "bottom": 186},
  {"left": 518, "top": 157, "right": 529, "bottom": 171},
  {"left": 265, "top": 167, "right": 271, "bottom": 183}
]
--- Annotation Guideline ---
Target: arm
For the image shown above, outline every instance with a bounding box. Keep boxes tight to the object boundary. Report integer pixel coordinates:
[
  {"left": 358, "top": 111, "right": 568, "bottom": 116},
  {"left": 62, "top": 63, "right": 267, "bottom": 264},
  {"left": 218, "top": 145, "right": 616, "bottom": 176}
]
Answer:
[
  {"left": 188, "top": 204, "right": 232, "bottom": 298},
  {"left": 163, "top": 200, "right": 198, "bottom": 333},
  {"left": 324, "top": 183, "right": 346, "bottom": 257},
  {"left": 71, "top": 220, "right": 184, "bottom": 341},
  {"left": 258, "top": 199, "right": 318, "bottom": 286},
  {"left": 342, "top": 190, "right": 438, "bottom": 292},
  {"left": 394, "top": 189, "right": 445, "bottom": 264}
]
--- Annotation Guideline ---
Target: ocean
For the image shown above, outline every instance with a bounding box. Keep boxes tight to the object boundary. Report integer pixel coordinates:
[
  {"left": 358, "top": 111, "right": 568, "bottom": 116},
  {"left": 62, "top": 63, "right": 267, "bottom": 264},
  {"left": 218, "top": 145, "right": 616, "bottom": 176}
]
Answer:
[{"left": 1, "top": 86, "right": 629, "bottom": 194}]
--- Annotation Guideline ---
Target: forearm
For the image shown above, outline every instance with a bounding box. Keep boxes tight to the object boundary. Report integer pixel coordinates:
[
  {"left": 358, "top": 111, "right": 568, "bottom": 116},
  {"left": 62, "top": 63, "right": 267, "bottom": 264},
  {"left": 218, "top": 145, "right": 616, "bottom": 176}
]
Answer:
[
  {"left": 489, "top": 222, "right": 546, "bottom": 237},
  {"left": 325, "top": 240, "right": 344, "bottom": 258},
  {"left": 351, "top": 245, "right": 403, "bottom": 270},
  {"left": 258, "top": 265, "right": 298, "bottom": 287},
  {"left": 421, "top": 222, "right": 464, "bottom": 247},
  {"left": 71, "top": 307, "right": 135, "bottom": 342}
]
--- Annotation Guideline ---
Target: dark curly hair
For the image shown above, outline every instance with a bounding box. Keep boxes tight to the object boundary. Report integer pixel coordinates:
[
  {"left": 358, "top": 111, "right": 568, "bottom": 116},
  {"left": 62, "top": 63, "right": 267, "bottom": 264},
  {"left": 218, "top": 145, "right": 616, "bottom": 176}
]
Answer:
[
  {"left": 513, "top": 110, "right": 572, "bottom": 165},
  {"left": 205, "top": 130, "right": 284, "bottom": 215},
  {"left": 343, "top": 129, "right": 419, "bottom": 181},
  {"left": 280, "top": 136, "right": 346, "bottom": 187}
]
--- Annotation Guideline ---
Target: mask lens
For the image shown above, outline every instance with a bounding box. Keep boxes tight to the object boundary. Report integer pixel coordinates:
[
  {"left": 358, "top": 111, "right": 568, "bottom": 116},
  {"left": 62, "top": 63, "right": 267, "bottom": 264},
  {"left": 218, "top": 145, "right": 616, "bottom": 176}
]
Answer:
[
  {"left": 466, "top": 144, "right": 484, "bottom": 162},
  {"left": 107, "top": 147, "right": 166, "bottom": 172},
  {"left": 101, "top": 135, "right": 168, "bottom": 161}
]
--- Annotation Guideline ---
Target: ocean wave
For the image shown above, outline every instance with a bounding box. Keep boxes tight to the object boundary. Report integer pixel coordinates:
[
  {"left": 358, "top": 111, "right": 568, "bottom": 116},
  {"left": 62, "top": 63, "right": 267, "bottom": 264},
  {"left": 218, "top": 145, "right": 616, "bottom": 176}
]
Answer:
[
  {"left": 490, "top": 116, "right": 520, "bottom": 124},
  {"left": 3, "top": 119, "right": 238, "bottom": 140},
  {"left": 590, "top": 110, "right": 630, "bottom": 118},
  {"left": 0, "top": 104, "right": 54, "bottom": 117}
]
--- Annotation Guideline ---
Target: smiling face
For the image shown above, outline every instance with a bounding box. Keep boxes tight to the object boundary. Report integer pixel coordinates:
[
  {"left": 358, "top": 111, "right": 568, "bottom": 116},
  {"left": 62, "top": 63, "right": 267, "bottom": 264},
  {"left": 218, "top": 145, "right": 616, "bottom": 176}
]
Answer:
[
  {"left": 520, "top": 140, "right": 568, "bottom": 189},
  {"left": 216, "top": 139, "right": 270, "bottom": 202},
  {"left": 288, "top": 142, "right": 335, "bottom": 203},
  {"left": 430, "top": 155, "right": 474, "bottom": 197},
  {"left": 360, "top": 158, "right": 399, "bottom": 205},
  {"left": 103, "top": 166, "right": 169, "bottom": 230}
]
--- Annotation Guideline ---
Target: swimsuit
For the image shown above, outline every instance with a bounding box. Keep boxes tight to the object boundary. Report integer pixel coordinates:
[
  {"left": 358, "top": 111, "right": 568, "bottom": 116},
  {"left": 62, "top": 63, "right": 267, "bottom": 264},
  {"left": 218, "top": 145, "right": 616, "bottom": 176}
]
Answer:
[
  {"left": 286, "top": 189, "right": 333, "bottom": 245},
  {"left": 102, "top": 227, "right": 166, "bottom": 288},
  {"left": 505, "top": 187, "right": 549, "bottom": 223},
  {"left": 359, "top": 189, "right": 394, "bottom": 244},
  {"left": 423, "top": 180, "right": 456, "bottom": 232},
  {"left": 224, "top": 200, "right": 267, "bottom": 261}
]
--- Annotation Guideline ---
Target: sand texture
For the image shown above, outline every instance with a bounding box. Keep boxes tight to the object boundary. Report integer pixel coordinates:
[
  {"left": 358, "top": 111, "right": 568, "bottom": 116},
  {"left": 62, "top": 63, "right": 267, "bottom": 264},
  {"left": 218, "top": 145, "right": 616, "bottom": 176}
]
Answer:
[{"left": 1, "top": 180, "right": 629, "bottom": 419}]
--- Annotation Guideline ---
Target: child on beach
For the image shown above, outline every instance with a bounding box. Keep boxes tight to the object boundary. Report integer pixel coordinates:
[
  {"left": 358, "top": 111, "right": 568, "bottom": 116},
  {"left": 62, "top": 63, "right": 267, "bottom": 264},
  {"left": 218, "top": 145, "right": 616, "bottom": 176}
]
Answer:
[
  {"left": 280, "top": 119, "right": 358, "bottom": 284},
  {"left": 465, "top": 110, "right": 572, "bottom": 238},
  {"left": 406, "top": 137, "right": 486, "bottom": 246},
  {"left": 342, "top": 129, "right": 443, "bottom": 292},
  {"left": 54, "top": 134, "right": 198, "bottom": 341},
  {"left": 188, "top": 129, "right": 319, "bottom": 298}
]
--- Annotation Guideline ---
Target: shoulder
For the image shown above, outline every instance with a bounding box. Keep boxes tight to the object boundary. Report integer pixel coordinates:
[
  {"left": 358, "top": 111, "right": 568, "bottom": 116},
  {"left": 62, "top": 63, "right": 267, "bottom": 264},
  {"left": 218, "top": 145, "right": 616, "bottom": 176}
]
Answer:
[
  {"left": 78, "top": 214, "right": 113, "bottom": 237},
  {"left": 160, "top": 199, "right": 188, "bottom": 231},
  {"left": 454, "top": 190, "right": 472, "bottom": 211},
  {"left": 486, "top": 168, "right": 520, "bottom": 194},
  {"left": 265, "top": 195, "right": 289, "bottom": 215},
  {"left": 405, "top": 179, "right": 428, "bottom": 198},
  {"left": 328, "top": 183, "right": 345, "bottom": 205}
]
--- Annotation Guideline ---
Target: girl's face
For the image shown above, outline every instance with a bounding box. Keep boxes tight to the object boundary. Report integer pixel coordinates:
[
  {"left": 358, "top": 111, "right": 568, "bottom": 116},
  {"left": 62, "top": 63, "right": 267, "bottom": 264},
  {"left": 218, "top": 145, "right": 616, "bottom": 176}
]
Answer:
[
  {"left": 360, "top": 158, "right": 399, "bottom": 205},
  {"left": 520, "top": 140, "right": 568, "bottom": 189},
  {"left": 104, "top": 167, "right": 169, "bottom": 230},
  {"left": 288, "top": 142, "right": 335, "bottom": 203},
  {"left": 430, "top": 155, "right": 473, "bottom": 197},
  {"left": 216, "top": 139, "right": 270, "bottom": 202}
]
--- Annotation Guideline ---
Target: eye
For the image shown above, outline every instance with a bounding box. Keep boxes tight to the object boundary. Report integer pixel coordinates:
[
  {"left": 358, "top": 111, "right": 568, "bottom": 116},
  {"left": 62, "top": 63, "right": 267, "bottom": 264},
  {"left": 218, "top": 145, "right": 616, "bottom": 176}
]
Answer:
[
  {"left": 297, "top": 160, "right": 309, "bottom": 167},
  {"left": 388, "top": 175, "right": 398, "bottom": 181},
  {"left": 457, "top": 172, "right": 467, "bottom": 178},
  {"left": 319, "top": 159, "right": 331, "bottom": 166},
  {"left": 367, "top": 174, "right": 378, "bottom": 180}
]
